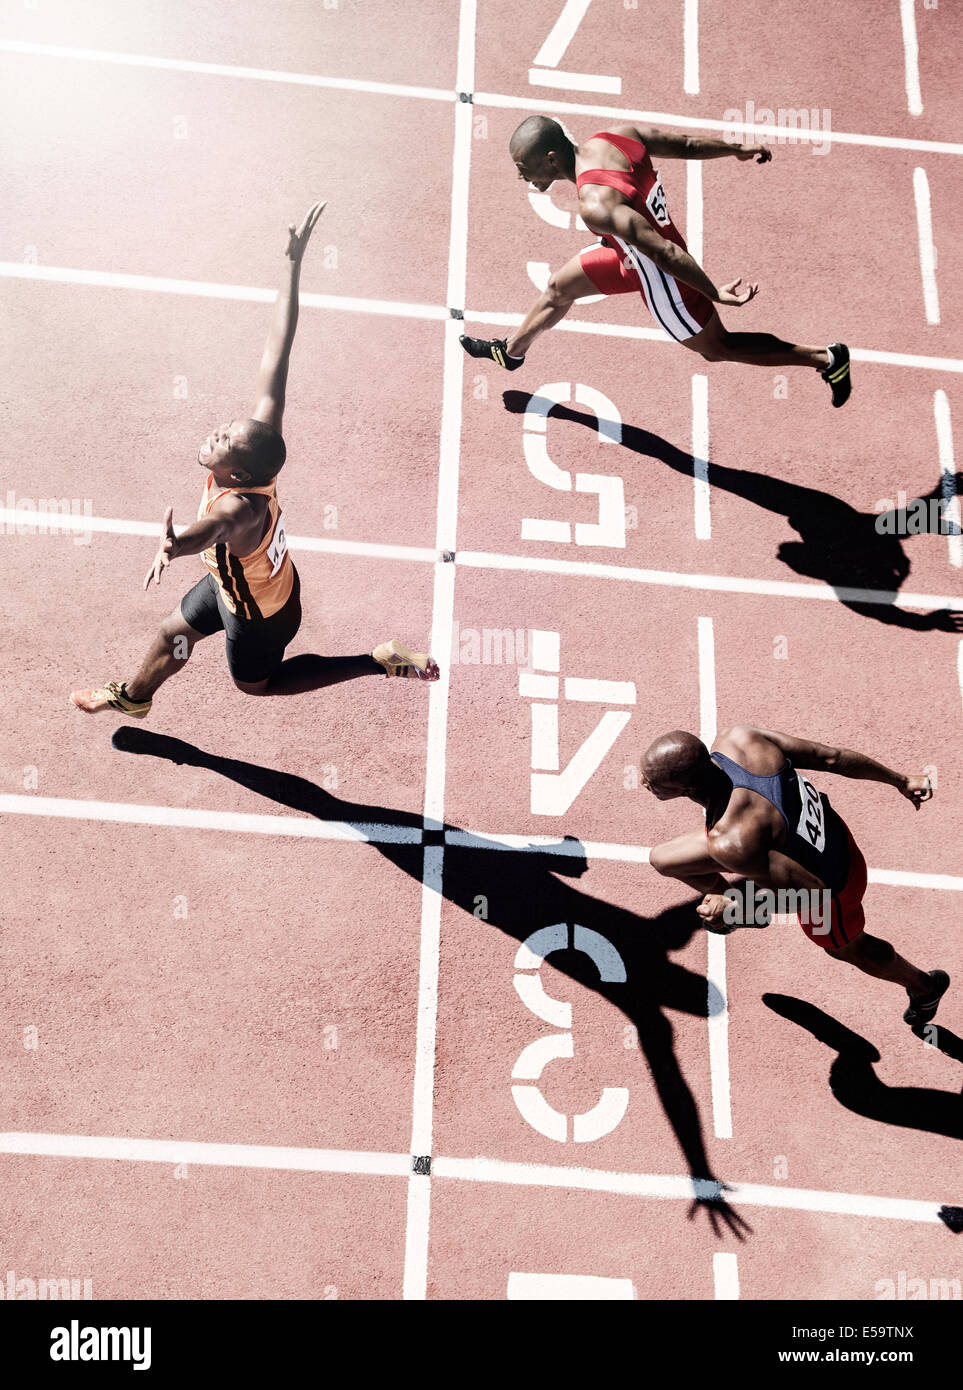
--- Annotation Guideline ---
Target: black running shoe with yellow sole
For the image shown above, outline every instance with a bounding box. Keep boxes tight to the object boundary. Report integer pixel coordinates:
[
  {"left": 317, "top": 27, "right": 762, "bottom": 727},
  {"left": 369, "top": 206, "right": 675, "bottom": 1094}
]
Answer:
[
  {"left": 903, "top": 969, "right": 950, "bottom": 1026},
  {"left": 821, "top": 342, "right": 851, "bottom": 408},
  {"left": 459, "top": 335, "right": 525, "bottom": 371}
]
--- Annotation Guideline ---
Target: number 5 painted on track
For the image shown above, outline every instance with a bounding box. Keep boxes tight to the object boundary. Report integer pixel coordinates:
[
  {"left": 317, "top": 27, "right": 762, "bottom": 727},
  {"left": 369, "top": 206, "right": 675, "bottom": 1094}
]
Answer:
[{"left": 521, "top": 382, "right": 626, "bottom": 548}]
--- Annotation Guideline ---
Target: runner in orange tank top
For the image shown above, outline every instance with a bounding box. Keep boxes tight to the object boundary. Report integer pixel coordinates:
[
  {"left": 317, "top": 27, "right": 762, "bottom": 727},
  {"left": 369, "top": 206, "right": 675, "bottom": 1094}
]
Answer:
[
  {"left": 460, "top": 116, "right": 852, "bottom": 408},
  {"left": 70, "top": 203, "right": 438, "bottom": 721}
]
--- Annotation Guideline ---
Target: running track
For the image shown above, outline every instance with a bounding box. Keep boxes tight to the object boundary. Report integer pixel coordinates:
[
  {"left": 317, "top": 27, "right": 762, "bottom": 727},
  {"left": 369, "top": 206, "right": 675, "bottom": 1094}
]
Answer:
[{"left": 1, "top": 0, "right": 962, "bottom": 1301}]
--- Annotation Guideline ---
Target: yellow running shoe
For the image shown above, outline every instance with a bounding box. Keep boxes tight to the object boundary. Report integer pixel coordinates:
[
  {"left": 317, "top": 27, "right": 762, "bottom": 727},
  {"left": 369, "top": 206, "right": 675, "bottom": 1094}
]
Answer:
[
  {"left": 69, "top": 681, "right": 152, "bottom": 718},
  {"left": 371, "top": 640, "right": 439, "bottom": 682}
]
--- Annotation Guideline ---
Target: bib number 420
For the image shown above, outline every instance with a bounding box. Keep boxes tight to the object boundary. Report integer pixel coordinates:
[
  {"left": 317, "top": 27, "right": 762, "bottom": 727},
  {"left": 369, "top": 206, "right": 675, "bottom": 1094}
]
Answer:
[{"left": 796, "top": 773, "right": 826, "bottom": 853}]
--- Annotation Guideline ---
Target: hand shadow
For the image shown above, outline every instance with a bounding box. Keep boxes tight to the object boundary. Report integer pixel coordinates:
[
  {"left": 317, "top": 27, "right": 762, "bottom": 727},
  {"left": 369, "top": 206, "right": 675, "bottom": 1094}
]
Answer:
[{"left": 113, "top": 725, "right": 752, "bottom": 1240}]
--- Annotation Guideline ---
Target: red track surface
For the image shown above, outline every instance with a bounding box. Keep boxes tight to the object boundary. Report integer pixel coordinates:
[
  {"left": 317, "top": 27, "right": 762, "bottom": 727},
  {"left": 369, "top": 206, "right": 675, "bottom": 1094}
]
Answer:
[{"left": 2, "top": 1, "right": 962, "bottom": 1301}]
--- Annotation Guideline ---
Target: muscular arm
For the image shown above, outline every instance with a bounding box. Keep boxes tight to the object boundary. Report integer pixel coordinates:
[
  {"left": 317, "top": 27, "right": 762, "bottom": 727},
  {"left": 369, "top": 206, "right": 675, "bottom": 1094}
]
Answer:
[
  {"left": 168, "top": 495, "right": 254, "bottom": 560},
  {"left": 580, "top": 193, "right": 722, "bottom": 301},
  {"left": 732, "top": 726, "right": 932, "bottom": 808},
  {"left": 636, "top": 126, "right": 771, "bottom": 163},
  {"left": 251, "top": 256, "right": 302, "bottom": 433},
  {"left": 251, "top": 199, "right": 326, "bottom": 432}
]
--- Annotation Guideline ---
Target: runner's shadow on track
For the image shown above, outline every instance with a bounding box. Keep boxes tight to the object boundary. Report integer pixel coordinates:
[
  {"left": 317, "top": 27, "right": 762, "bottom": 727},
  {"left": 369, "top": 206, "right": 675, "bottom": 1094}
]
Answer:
[
  {"left": 764, "top": 993, "right": 963, "bottom": 1138},
  {"left": 502, "top": 391, "right": 963, "bottom": 633},
  {"left": 112, "top": 725, "right": 752, "bottom": 1240},
  {"left": 764, "top": 995, "right": 963, "bottom": 1232}
]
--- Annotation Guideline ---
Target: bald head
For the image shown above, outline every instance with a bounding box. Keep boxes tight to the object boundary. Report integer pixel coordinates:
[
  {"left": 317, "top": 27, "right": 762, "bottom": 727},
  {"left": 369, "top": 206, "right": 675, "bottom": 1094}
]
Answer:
[
  {"left": 509, "top": 116, "right": 574, "bottom": 190},
  {"left": 641, "top": 730, "right": 712, "bottom": 800},
  {"left": 509, "top": 115, "right": 568, "bottom": 162}
]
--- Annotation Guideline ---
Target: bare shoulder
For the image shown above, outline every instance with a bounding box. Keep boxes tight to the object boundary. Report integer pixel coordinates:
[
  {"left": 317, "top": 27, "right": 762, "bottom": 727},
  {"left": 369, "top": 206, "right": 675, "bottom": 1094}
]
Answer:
[{"left": 713, "top": 725, "right": 786, "bottom": 775}]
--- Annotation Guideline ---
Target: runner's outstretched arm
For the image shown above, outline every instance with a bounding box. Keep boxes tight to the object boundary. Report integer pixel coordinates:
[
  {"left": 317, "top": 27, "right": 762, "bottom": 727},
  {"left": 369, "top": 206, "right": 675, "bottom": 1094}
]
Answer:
[
  {"left": 578, "top": 187, "right": 757, "bottom": 307},
  {"left": 638, "top": 127, "right": 772, "bottom": 163},
  {"left": 744, "top": 726, "right": 932, "bottom": 807},
  {"left": 252, "top": 200, "right": 326, "bottom": 432}
]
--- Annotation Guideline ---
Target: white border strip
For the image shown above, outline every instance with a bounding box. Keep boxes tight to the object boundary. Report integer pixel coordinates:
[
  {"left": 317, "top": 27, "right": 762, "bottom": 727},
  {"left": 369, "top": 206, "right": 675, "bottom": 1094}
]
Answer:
[
  {"left": 433, "top": 1156, "right": 947, "bottom": 1223},
  {"left": 692, "top": 373, "right": 710, "bottom": 541},
  {"left": 473, "top": 90, "right": 963, "bottom": 157},
  {"left": 2, "top": 38, "right": 959, "bottom": 155},
  {"left": 912, "top": 167, "right": 940, "bottom": 325},
  {"left": 0, "top": 1131, "right": 409, "bottom": 1175},
  {"left": 713, "top": 1251, "right": 740, "bottom": 1300},
  {"left": 7, "top": 508, "right": 963, "bottom": 612},
  {"left": 402, "top": 0, "right": 476, "bottom": 1304},
  {"left": 0, "top": 39, "right": 454, "bottom": 101},
  {"left": 683, "top": 0, "right": 700, "bottom": 95},
  {"left": 456, "top": 550, "right": 963, "bottom": 613},
  {"left": 0, "top": 261, "right": 447, "bottom": 320},
  {"left": 0, "top": 1134, "right": 949, "bottom": 1225},
  {"left": 1, "top": 796, "right": 959, "bottom": 889},
  {"left": 935, "top": 389, "right": 961, "bottom": 569},
  {"left": 698, "top": 618, "right": 732, "bottom": 1142},
  {"left": 3, "top": 263, "right": 961, "bottom": 374},
  {"left": 900, "top": 0, "right": 924, "bottom": 117}
]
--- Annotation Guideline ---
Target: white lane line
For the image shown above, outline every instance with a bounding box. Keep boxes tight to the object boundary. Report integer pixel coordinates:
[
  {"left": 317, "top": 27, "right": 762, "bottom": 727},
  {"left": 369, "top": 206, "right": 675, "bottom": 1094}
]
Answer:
[
  {"left": 507, "top": 1272, "right": 635, "bottom": 1299},
  {"left": 867, "top": 867, "right": 963, "bottom": 892},
  {"left": 900, "top": 0, "right": 924, "bottom": 116},
  {"left": 4, "top": 796, "right": 957, "bottom": 889},
  {"left": 3, "top": 38, "right": 957, "bottom": 155},
  {"left": 445, "top": 831, "right": 651, "bottom": 861},
  {"left": 2, "top": 1133, "right": 951, "bottom": 1225},
  {"left": 698, "top": 617, "right": 732, "bottom": 1142},
  {"left": 935, "top": 390, "right": 961, "bottom": 568},
  {"left": 0, "top": 506, "right": 439, "bottom": 562},
  {"left": 713, "top": 1252, "right": 740, "bottom": 1300},
  {"left": 0, "top": 1132, "right": 410, "bottom": 1175},
  {"left": 433, "top": 1156, "right": 950, "bottom": 1223},
  {"left": 3, "top": 263, "right": 962, "bottom": 374},
  {"left": 685, "top": 159, "right": 703, "bottom": 263},
  {"left": 10, "top": 508, "right": 963, "bottom": 611},
  {"left": 456, "top": 550, "right": 963, "bottom": 613},
  {"left": 0, "top": 38, "right": 455, "bottom": 101},
  {"left": 0, "top": 261, "right": 447, "bottom": 321},
  {"left": 474, "top": 90, "right": 963, "bottom": 157},
  {"left": 913, "top": 167, "right": 940, "bottom": 324},
  {"left": 692, "top": 374, "right": 710, "bottom": 540},
  {"left": 683, "top": 0, "right": 700, "bottom": 95},
  {"left": 0, "top": 794, "right": 421, "bottom": 843},
  {"left": 402, "top": 0, "right": 476, "bottom": 1304}
]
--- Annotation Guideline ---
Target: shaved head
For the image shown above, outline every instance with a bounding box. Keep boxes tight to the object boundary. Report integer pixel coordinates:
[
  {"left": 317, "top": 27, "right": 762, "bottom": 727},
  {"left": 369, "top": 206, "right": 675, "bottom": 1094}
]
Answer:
[
  {"left": 509, "top": 115, "right": 569, "bottom": 162},
  {"left": 641, "top": 730, "right": 713, "bottom": 800}
]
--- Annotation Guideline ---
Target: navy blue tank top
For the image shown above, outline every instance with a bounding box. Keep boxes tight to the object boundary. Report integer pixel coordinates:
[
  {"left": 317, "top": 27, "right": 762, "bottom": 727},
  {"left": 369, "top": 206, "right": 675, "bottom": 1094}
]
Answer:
[{"left": 706, "top": 751, "right": 850, "bottom": 893}]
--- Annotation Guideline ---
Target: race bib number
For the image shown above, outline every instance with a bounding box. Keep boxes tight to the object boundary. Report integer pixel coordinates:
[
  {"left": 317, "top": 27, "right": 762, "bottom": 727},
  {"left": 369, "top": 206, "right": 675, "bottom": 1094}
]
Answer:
[
  {"left": 796, "top": 773, "right": 826, "bottom": 854},
  {"left": 266, "top": 511, "right": 288, "bottom": 578},
  {"left": 645, "top": 174, "right": 670, "bottom": 228}
]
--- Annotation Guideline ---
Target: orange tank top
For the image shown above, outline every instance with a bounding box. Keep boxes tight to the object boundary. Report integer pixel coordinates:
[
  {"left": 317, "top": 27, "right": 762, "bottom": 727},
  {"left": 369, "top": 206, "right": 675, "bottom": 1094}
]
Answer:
[{"left": 198, "top": 474, "right": 293, "bottom": 619}]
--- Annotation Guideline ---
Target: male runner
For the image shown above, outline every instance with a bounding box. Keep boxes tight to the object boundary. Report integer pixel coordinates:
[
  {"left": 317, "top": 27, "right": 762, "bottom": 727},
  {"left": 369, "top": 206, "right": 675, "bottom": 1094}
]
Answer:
[
  {"left": 461, "top": 116, "right": 851, "bottom": 406},
  {"left": 641, "top": 725, "right": 948, "bottom": 1025},
  {"left": 71, "top": 202, "right": 438, "bottom": 720}
]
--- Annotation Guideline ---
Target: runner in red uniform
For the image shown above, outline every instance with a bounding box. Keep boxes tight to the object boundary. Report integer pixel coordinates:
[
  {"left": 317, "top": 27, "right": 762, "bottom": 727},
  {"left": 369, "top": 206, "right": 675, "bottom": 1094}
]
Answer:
[
  {"left": 641, "top": 725, "right": 947, "bottom": 1025},
  {"left": 461, "top": 116, "right": 851, "bottom": 407}
]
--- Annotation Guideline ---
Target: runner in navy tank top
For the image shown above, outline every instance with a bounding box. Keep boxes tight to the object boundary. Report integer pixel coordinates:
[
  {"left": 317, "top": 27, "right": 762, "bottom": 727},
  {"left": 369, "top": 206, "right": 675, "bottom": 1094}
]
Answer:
[
  {"left": 641, "top": 725, "right": 948, "bottom": 1026},
  {"left": 460, "top": 115, "right": 852, "bottom": 407}
]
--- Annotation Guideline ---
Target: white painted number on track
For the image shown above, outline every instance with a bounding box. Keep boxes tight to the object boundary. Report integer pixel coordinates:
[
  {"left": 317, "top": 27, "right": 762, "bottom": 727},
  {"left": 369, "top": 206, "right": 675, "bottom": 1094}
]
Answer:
[
  {"left": 520, "top": 629, "right": 635, "bottom": 816},
  {"left": 522, "top": 383, "right": 626, "bottom": 547},
  {"left": 529, "top": 0, "right": 621, "bottom": 95},
  {"left": 511, "top": 924, "right": 629, "bottom": 1142}
]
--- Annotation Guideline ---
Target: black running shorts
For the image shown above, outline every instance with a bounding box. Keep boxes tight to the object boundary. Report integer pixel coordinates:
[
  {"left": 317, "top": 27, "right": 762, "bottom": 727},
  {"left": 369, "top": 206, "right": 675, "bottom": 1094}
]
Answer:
[{"left": 180, "top": 567, "right": 302, "bottom": 683}]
